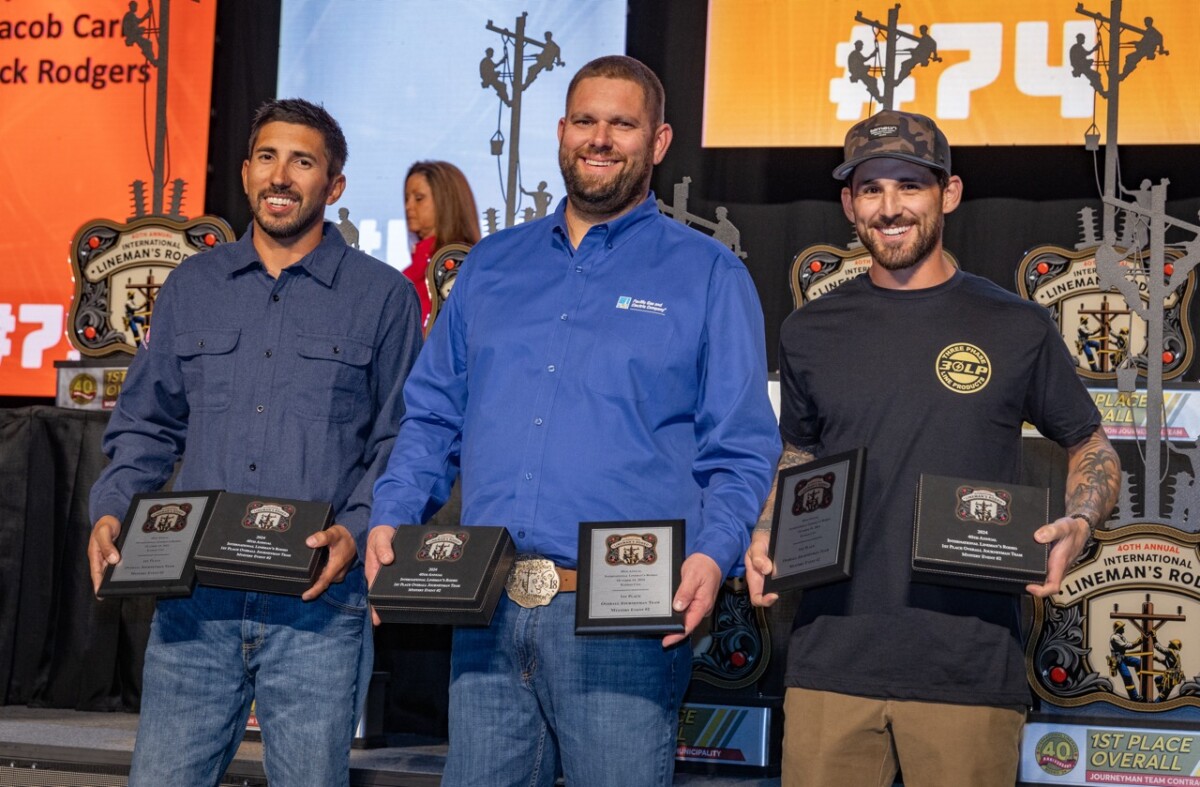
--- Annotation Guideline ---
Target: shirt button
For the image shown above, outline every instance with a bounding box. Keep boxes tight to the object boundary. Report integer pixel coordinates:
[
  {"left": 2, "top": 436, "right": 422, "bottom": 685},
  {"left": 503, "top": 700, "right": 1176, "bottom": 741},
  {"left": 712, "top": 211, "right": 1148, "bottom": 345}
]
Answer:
[
  {"left": 197, "top": 340, "right": 205, "bottom": 348},
  {"left": 518, "top": 530, "right": 526, "bottom": 538},
  {"left": 606, "top": 241, "right": 613, "bottom": 249},
  {"left": 333, "top": 346, "right": 341, "bottom": 354},
  {"left": 534, "top": 418, "right": 543, "bottom": 425},
  {"left": 524, "top": 472, "right": 533, "bottom": 481},
  {"left": 249, "top": 463, "right": 257, "bottom": 471},
  {"left": 575, "top": 265, "right": 583, "bottom": 273},
  {"left": 547, "top": 365, "right": 555, "bottom": 372},
  {"left": 264, "top": 350, "right": 272, "bottom": 358},
  {"left": 560, "top": 313, "right": 568, "bottom": 321},
  {"left": 256, "top": 405, "right": 264, "bottom": 413},
  {"left": 272, "top": 294, "right": 280, "bottom": 302}
]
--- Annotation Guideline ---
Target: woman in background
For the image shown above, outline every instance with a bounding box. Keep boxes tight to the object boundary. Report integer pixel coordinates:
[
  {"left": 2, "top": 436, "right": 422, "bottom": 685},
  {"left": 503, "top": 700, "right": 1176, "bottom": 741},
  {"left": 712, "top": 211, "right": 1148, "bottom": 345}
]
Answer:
[{"left": 404, "top": 161, "right": 480, "bottom": 328}]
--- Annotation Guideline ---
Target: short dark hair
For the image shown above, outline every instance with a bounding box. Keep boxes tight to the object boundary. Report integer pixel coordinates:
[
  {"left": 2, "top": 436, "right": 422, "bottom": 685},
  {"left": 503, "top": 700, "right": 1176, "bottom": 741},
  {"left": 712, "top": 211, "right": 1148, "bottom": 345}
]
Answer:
[
  {"left": 248, "top": 98, "right": 348, "bottom": 177},
  {"left": 565, "top": 55, "right": 665, "bottom": 126}
]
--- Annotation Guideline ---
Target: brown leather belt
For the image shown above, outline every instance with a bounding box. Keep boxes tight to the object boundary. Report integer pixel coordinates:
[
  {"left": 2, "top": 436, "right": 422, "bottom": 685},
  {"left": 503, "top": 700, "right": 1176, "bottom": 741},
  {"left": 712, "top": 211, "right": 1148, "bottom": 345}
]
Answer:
[{"left": 505, "top": 556, "right": 577, "bottom": 608}]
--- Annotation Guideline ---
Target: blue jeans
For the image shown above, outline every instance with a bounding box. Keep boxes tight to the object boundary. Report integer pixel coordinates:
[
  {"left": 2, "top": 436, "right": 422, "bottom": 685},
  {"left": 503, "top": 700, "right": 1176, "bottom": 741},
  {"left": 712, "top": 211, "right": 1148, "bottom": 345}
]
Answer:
[
  {"left": 444, "top": 593, "right": 691, "bottom": 787},
  {"left": 128, "top": 585, "right": 368, "bottom": 787}
]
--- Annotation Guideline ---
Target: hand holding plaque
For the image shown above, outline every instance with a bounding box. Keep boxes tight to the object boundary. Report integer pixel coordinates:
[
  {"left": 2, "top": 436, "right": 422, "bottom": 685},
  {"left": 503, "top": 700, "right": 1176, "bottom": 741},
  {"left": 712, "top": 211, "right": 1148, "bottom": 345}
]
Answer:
[
  {"left": 368, "top": 525, "right": 515, "bottom": 626},
  {"left": 575, "top": 520, "right": 684, "bottom": 635},
  {"left": 911, "top": 474, "right": 1049, "bottom": 591},
  {"left": 763, "top": 449, "right": 864, "bottom": 593},
  {"left": 192, "top": 493, "right": 333, "bottom": 596},
  {"left": 97, "top": 490, "right": 221, "bottom": 598}
]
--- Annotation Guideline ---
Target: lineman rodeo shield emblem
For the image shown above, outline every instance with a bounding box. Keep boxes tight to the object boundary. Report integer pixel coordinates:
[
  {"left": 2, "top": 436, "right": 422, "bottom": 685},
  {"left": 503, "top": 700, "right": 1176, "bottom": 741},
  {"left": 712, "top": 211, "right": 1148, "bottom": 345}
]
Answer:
[
  {"left": 1027, "top": 524, "right": 1200, "bottom": 711},
  {"left": 1017, "top": 245, "right": 1195, "bottom": 381}
]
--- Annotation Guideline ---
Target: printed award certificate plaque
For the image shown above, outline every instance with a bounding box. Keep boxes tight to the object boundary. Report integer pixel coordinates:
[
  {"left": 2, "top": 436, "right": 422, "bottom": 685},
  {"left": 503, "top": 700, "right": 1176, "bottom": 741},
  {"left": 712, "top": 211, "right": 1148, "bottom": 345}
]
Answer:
[
  {"left": 763, "top": 448, "right": 864, "bottom": 593},
  {"left": 97, "top": 490, "right": 221, "bottom": 598},
  {"left": 912, "top": 474, "right": 1050, "bottom": 590},
  {"left": 368, "top": 525, "right": 515, "bottom": 626},
  {"left": 193, "top": 493, "right": 332, "bottom": 595},
  {"left": 575, "top": 520, "right": 684, "bottom": 635}
]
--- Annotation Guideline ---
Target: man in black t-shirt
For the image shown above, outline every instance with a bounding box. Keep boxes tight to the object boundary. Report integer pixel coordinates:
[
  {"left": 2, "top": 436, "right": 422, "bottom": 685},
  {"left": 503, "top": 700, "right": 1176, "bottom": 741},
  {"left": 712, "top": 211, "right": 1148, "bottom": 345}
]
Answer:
[{"left": 745, "top": 110, "right": 1120, "bottom": 787}]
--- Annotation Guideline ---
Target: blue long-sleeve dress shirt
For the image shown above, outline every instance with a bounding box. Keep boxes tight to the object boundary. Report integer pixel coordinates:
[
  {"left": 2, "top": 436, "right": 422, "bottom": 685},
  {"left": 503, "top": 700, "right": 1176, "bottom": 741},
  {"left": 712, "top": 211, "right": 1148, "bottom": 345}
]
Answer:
[
  {"left": 370, "top": 195, "right": 779, "bottom": 577},
  {"left": 89, "top": 223, "right": 421, "bottom": 604}
]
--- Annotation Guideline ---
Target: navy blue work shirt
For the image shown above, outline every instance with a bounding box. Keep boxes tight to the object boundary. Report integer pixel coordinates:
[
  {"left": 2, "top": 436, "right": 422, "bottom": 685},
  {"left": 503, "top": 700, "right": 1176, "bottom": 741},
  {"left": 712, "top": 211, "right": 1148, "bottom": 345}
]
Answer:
[
  {"left": 371, "top": 195, "right": 780, "bottom": 577},
  {"left": 90, "top": 222, "right": 421, "bottom": 604}
]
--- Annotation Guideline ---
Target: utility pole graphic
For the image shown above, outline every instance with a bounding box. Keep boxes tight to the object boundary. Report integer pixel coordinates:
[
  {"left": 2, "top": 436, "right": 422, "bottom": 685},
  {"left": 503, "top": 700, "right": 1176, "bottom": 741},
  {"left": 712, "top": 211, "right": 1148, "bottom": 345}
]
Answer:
[{"left": 483, "top": 13, "right": 564, "bottom": 229}]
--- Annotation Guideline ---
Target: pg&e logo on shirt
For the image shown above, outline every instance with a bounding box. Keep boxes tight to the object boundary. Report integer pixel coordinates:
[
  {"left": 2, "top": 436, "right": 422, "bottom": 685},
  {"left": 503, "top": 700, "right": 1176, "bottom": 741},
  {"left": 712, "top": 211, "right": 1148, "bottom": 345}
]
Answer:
[{"left": 616, "top": 296, "right": 632, "bottom": 309}]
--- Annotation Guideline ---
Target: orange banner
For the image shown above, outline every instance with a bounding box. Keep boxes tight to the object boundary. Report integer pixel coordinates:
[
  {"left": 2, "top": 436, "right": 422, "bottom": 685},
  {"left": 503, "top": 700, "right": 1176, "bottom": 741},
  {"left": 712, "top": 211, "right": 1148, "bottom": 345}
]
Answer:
[
  {"left": 704, "top": 0, "right": 1198, "bottom": 147},
  {"left": 0, "top": 0, "right": 216, "bottom": 396}
]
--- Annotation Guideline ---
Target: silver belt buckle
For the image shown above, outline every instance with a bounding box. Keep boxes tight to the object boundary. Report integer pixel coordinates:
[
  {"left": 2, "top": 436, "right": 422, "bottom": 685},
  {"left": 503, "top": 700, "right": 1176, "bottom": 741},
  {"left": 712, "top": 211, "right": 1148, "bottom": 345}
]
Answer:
[{"left": 505, "top": 556, "right": 560, "bottom": 608}]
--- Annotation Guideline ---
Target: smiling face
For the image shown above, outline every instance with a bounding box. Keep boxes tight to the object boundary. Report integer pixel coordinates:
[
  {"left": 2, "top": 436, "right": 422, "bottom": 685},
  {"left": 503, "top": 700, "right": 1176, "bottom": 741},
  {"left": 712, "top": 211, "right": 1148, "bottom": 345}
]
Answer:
[
  {"left": 841, "top": 157, "right": 961, "bottom": 277},
  {"left": 241, "top": 121, "right": 344, "bottom": 247},
  {"left": 557, "top": 76, "right": 671, "bottom": 226}
]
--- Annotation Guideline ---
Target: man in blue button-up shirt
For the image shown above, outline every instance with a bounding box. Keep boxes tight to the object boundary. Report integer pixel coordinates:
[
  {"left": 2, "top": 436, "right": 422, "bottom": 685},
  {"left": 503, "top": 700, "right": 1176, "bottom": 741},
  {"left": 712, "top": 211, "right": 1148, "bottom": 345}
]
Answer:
[
  {"left": 367, "top": 56, "right": 779, "bottom": 786},
  {"left": 87, "top": 99, "right": 421, "bottom": 787}
]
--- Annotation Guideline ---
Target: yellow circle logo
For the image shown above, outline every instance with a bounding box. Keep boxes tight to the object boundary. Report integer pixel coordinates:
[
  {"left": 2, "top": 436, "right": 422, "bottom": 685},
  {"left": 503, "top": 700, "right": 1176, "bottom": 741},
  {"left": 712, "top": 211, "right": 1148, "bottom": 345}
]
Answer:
[
  {"left": 936, "top": 343, "right": 990, "bottom": 393},
  {"left": 68, "top": 373, "right": 97, "bottom": 405}
]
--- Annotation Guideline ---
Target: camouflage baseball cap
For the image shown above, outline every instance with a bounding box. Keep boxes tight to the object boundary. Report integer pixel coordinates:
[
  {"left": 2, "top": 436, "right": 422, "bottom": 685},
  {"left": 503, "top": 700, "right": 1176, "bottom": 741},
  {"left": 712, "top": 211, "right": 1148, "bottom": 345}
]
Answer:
[{"left": 833, "top": 110, "right": 951, "bottom": 180}]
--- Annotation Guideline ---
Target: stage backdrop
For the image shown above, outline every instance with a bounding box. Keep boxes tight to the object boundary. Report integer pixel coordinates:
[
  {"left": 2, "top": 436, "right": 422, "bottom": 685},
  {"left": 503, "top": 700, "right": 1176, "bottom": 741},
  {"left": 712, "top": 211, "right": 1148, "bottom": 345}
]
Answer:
[
  {"left": 0, "top": 0, "right": 217, "bottom": 397},
  {"left": 276, "top": 0, "right": 625, "bottom": 274},
  {"left": 704, "top": 0, "right": 1199, "bottom": 147}
]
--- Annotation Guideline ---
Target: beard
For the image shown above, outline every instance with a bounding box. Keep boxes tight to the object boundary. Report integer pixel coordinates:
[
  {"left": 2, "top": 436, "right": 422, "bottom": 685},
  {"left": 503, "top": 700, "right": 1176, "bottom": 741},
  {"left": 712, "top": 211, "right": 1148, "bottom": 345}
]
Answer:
[
  {"left": 858, "top": 211, "right": 944, "bottom": 271},
  {"left": 558, "top": 144, "right": 653, "bottom": 219},
  {"left": 250, "top": 187, "right": 326, "bottom": 241}
]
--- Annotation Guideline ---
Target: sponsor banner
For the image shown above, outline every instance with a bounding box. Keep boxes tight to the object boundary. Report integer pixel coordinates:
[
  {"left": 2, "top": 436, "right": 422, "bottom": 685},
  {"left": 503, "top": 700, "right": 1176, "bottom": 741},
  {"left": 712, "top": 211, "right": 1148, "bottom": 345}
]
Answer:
[
  {"left": 1021, "top": 721, "right": 1200, "bottom": 785},
  {"left": 1022, "top": 387, "right": 1200, "bottom": 442},
  {"left": 0, "top": 0, "right": 217, "bottom": 396},
  {"left": 676, "top": 703, "right": 771, "bottom": 767},
  {"left": 705, "top": 0, "right": 1199, "bottom": 147}
]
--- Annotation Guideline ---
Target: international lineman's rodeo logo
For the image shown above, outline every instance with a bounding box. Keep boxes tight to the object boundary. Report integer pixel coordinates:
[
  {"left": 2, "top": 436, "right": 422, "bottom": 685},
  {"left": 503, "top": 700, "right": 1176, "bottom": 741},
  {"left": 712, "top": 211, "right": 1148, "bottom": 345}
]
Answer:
[
  {"left": 241, "top": 502, "right": 295, "bottom": 532},
  {"left": 417, "top": 531, "right": 468, "bottom": 562},
  {"left": 143, "top": 502, "right": 191, "bottom": 533},
  {"left": 793, "top": 473, "right": 836, "bottom": 515},
  {"left": 1017, "top": 244, "right": 1195, "bottom": 381},
  {"left": 955, "top": 486, "right": 1011, "bottom": 525},
  {"left": 605, "top": 534, "right": 658, "bottom": 566},
  {"left": 1027, "top": 525, "right": 1200, "bottom": 711}
]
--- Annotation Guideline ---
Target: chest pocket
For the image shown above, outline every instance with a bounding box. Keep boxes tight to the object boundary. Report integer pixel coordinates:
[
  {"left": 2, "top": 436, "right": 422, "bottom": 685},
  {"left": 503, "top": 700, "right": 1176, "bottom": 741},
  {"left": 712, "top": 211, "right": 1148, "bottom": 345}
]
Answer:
[
  {"left": 294, "top": 333, "right": 373, "bottom": 422},
  {"left": 586, "top": 313, "right": 675, "bottom": 401},
  {"left": 175, "top": 329, "right": 240, "bottom": 413}
]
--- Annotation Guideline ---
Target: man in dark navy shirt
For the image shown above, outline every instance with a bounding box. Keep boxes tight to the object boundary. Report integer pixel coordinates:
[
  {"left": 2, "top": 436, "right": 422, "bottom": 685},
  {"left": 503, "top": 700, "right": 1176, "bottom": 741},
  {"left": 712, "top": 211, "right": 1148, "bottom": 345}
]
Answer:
[{"left": 88, "top": 98, "right": 421, "bottom": 787}]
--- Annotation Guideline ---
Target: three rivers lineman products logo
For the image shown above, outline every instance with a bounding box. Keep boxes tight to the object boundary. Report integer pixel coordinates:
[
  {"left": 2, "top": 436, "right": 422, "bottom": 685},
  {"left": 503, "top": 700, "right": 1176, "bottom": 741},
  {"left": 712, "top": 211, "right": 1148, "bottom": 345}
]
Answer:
[{"left": 1027, "top": 524, "right": 1200, "bottom": 712}]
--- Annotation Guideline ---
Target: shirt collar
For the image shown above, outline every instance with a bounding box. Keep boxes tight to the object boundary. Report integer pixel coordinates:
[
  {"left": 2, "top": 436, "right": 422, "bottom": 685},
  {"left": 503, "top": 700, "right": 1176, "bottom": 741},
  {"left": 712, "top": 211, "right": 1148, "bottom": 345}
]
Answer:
[
  {"left": 551, "top": 191, "right": 661, "bottom": 249},
  {"left": 221, "top": 221, "right": 348, "bottom": 286}
]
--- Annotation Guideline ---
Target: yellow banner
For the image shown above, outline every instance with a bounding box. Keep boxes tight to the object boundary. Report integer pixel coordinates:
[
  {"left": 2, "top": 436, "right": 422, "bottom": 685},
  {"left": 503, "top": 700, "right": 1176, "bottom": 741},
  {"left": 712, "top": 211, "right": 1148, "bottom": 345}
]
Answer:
[{"left": 704, "top": 0, "right": 1198, "bottom": 147}]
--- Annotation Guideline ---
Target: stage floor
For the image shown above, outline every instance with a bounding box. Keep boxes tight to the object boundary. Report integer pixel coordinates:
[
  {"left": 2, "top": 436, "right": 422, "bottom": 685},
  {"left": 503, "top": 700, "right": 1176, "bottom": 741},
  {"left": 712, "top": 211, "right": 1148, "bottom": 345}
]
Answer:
[{"left": 0, "top": 707, "right": 780, "bottom": 786}]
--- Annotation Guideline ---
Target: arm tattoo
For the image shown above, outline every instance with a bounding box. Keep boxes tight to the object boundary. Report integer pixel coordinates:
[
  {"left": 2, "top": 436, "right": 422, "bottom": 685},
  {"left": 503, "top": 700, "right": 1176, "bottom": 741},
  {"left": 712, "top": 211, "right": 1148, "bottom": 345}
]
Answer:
[
  {"left": 755, "top": 443, "right": 817, "bottom": 533},
  {"left": 1065, "top": 431, "right": 1120, "bottom": 532}
]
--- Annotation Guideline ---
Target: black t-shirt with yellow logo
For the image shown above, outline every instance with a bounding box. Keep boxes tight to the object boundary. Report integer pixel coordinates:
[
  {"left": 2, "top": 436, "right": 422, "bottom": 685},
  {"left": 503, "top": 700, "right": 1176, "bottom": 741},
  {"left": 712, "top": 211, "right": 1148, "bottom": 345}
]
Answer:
[{"left": 779, "top": 269, "right": 1100, "bottom": 706}]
